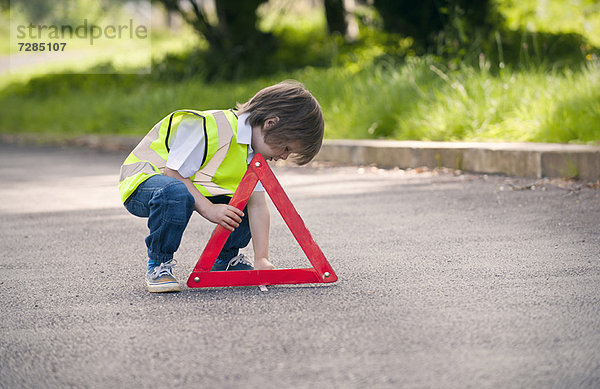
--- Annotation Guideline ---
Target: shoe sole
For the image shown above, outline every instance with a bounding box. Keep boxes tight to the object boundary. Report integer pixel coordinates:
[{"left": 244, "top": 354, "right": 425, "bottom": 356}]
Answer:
[{"left": 146, "top": 281, "right": 181, "bottom": 293}]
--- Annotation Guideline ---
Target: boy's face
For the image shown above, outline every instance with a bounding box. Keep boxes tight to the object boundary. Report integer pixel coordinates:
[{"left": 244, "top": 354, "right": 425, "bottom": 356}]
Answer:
[{"left": 251, "top": 117, "right": 296, "bottom": 162}]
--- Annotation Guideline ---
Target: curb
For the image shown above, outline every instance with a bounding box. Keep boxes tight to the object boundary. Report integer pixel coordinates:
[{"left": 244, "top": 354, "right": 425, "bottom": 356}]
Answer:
[
  {"left": 316, "top": 140, "right": 600, "bottom": 181},
  {"left": 2, "top": 134, "right": 599, "bottom": 181},
  {"left": 0, "top": 133, "right": 140, "bottom": 153}
]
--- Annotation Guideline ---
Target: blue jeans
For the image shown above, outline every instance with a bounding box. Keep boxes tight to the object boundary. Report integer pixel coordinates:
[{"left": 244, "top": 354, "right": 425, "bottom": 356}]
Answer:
[{"left": 124, "top": 175, "right": 251, "bottom": 265}]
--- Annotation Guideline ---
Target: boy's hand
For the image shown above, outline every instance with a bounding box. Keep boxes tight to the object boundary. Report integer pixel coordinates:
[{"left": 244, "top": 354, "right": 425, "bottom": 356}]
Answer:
[
  {"left": 202, "top": 203, "right": 244, "bottom": 231},
  {"left": 254, "top": 257, "right": 275, "bottom": 270}
]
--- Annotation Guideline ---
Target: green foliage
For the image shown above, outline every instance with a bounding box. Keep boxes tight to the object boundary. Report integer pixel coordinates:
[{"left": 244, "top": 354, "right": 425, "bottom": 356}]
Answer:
[
  {"left": 367, "top": 0, "right": 597, "bottom": 73},
  {"left": 497, "top": 0, "right": 600, "bottom": 47},
  {"left": 1, "top": 0, "right": 599, "bottom": 146},
  {"left": 372, "top": 0, "right": 499, "bottom": 53},
  {"left": 147, "top": 0, "right": 598, "bottom": 80},
  {"left": 151, "top": 5, "right": 332, "bottom": 81},
  {"left": 1, "top": 57, "right": 598, "bottom": 145}
]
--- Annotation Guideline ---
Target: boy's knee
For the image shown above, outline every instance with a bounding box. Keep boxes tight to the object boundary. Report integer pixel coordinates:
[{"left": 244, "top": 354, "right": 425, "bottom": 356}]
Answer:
[
  {"left": 164, "top": 181, "right": 194, "bottom": 209},
  {"left": 153, "top": 180, "right": 195, "bottom": 224}
]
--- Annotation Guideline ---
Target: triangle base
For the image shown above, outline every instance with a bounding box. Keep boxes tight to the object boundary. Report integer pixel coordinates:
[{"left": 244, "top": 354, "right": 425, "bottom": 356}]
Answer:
[{"left": 187, "top": 268, "right": 337, "bottom": 288}]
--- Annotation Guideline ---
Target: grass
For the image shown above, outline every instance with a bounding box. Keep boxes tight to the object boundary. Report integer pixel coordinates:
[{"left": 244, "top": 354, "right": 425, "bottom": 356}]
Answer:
[
  {"left": 309, "top": 58, "right": 600, "bottom": 144},
  {"left": 1, "top": 57, "right": 598, "bottom": 145},
  {"left": 0, "top": 1, "right": 599, "bottom": 145}
]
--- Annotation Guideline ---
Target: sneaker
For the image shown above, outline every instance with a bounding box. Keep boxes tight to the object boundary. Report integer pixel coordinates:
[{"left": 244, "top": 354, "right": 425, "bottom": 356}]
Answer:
[
  {"left": 146, "top": 260, "right": 181, "bottom": 293},
  {"left": 211, "top": 254, "right": 254, "bottom": 271}
]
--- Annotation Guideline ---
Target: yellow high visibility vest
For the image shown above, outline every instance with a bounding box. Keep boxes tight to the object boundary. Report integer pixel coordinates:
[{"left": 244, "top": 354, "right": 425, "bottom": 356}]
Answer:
[{"left": 118, "top": 109, "right": 247, "bottom": 203}]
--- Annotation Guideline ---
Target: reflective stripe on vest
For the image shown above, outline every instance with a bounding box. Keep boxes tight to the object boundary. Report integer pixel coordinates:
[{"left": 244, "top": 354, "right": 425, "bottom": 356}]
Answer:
[{"left": 118, "top": 109, "right": 247, "bottom": 203}]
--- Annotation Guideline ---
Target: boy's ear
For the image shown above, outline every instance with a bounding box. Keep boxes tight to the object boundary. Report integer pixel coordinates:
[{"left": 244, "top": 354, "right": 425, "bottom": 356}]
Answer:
[{"left": 264, "top": 117, "right": 280, "bottom": 129}]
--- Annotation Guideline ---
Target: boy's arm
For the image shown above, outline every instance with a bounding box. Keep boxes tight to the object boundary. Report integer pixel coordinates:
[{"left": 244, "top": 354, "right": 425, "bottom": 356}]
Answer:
[
  {"left": 247, "top": 191, "right": 275, "bottom": 270},
  {"left": 163, "top": 167, "right": 243, "bottom": 232}
]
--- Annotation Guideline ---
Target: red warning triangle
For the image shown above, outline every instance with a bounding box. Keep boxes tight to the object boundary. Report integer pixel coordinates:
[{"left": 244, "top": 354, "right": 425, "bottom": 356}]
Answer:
[{"left": 187, "top": 153, "right": 338, "bottom": 288}]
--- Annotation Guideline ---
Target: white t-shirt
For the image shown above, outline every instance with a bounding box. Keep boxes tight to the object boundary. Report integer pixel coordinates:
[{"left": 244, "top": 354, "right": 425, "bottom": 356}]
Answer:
[{"left": 165, "top": 112, "right": 264, "bottom": 191}]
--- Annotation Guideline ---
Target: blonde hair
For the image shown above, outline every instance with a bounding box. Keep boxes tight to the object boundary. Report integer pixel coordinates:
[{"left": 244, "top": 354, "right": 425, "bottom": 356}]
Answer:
[{"left": 237, "top": 80, "right": 324, "bottom": 165}]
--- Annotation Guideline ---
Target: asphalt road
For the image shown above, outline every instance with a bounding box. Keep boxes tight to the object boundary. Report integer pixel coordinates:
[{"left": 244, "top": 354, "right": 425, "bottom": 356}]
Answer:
[{"left": 1, "top": 143, "right": 599, "bottom": 389}]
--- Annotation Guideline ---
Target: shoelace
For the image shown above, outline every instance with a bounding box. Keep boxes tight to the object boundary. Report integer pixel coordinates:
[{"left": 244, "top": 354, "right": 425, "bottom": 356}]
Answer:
[
  {"left": 226, "top": 254, "right": 252, "bottom": 271},
  {"left": 150, "top": 260, "right": 176, "bottom": 279}
]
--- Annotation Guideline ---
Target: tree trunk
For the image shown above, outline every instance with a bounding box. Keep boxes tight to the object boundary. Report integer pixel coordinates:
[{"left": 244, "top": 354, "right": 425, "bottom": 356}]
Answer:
[{"left": 324, "top": 0, "right": 347, "bottom": 37}]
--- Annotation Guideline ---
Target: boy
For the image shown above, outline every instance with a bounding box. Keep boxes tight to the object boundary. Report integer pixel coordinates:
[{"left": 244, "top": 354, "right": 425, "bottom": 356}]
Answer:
[{"left": 118, "top": 81, "right": 324, "bottom": 292}]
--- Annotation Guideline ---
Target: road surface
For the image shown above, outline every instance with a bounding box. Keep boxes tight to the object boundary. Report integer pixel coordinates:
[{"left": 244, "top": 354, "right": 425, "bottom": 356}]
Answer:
[{"left": 1, "top": 143, "right": 599, "bottom": 388}]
